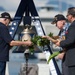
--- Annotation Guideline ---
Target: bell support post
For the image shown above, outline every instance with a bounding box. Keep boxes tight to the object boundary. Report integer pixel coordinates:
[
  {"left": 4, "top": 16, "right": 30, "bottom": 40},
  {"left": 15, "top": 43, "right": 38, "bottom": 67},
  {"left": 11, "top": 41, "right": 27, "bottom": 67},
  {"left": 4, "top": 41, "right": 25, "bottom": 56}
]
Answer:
[{"left": 9, "top": 0, "right": 61, "bottom": 75}]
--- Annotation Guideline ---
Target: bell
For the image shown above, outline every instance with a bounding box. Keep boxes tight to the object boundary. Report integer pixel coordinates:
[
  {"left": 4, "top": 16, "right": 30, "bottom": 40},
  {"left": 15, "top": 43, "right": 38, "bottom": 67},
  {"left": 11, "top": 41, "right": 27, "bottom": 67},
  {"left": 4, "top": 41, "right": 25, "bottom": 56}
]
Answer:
[
  {"left": 13, "top": 24, "right": 36, "bottom": 53},
  {"left": 14, "top": 24, "right": 40, "bottom": 55},
  {"left": 21, "top": 24, "right": 35, "bottom": 42}
]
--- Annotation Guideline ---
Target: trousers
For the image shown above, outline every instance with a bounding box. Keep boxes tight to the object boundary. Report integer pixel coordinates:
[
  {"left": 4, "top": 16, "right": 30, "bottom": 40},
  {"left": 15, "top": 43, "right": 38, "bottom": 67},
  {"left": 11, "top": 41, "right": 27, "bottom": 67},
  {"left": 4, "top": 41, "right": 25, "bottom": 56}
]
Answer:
[
  {"left": 0, "top": 62, "right": 6, "bottom": 75},
  {"left": 62, "top": 61, "right": 69, "bottom": 75},
  {"left": 68, "top": 66, "right": 75, "bottom": 75}
]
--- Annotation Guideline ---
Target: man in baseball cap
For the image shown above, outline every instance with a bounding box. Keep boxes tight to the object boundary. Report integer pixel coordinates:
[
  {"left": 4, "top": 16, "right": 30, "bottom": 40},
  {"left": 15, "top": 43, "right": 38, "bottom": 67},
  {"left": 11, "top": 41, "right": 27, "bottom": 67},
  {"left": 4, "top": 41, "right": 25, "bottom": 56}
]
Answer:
[
  {"left": 42, "top": 14, "right": 69, "bottom": 75},
  {"left": 0, "top": 12, "right": 13, "bottom": 21},
  {"left": 51, "top": 14, "right": 70, "bottom": 75},
  {"left": 0, "top": 12, "right": 32, "bottom": 75}
]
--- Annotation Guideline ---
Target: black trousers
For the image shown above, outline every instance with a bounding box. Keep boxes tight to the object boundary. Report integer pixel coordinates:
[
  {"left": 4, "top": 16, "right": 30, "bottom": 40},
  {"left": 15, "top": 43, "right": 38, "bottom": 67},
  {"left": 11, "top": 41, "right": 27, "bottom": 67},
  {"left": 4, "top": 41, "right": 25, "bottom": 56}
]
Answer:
[{"left": 0, "top": 62, "right": 6, "bottom": 75}]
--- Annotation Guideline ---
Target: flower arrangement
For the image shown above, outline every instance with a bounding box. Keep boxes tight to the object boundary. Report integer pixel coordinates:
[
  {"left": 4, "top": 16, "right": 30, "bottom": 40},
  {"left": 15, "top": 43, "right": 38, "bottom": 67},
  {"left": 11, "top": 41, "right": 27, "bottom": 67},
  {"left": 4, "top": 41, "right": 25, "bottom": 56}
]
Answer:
[{"left": 28, "top": 32, "right": 60, "bottom": 64}]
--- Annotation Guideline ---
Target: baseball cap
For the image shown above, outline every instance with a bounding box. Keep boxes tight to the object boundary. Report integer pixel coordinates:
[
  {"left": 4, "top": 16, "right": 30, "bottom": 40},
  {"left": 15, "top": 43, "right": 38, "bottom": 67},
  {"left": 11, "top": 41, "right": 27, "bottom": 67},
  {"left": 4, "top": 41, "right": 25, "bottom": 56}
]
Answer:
[
  {"left": 0, "top": 12, "right": 13, "bottom": 21},
  {"left": 51, "top": 14, "right": 66, "bottom": 24}
]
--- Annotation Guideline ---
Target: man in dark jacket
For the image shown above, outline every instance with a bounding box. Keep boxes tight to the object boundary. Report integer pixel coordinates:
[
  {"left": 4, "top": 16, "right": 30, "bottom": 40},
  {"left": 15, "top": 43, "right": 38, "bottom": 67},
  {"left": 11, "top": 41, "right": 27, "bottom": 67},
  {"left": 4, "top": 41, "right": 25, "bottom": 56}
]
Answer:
[
  {"left": 56, "top": 7, "right": 75, "bottom": 75},
  {"left": 0, "top": 12, "right": 32, "bottom": 75}
]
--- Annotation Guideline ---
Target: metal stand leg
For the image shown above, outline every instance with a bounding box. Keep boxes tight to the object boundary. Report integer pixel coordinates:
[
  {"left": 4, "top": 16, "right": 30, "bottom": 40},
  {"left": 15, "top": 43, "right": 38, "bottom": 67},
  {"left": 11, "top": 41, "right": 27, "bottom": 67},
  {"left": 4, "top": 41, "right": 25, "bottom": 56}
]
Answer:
[{"left": 24, "top": 49, "right": 30, "bottom": 75}]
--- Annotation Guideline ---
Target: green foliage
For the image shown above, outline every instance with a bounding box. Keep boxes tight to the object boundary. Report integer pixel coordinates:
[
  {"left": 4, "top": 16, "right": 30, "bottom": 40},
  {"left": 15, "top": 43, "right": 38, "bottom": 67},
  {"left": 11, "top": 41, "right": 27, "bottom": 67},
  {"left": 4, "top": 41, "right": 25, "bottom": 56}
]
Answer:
[
  {"left": 31, "top": 36, "right": 41, "bottom": 45},
  {"left": 28, "top": 45, "right": 34, "bottom": 54},
  {"left": 29, "top": 35, "right": 50, "bottom": 53},
  {"left": 37, "top": 38, "right": 50, "bottom": 46},
  {"left": 47, "top": 51, "right": 60, "bottom": 64},
  {"left": 28, "top": 32, "right": 61, "bottom": 64},
  {"left": 48, "top": 32, "right": 53, "bottom": 38}
]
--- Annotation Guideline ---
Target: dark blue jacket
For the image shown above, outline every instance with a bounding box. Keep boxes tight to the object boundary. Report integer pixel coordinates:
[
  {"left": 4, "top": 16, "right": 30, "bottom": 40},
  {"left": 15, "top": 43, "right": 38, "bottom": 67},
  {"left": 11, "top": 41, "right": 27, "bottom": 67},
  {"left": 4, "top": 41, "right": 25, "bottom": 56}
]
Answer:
[
  {"left": 0, "top": 22, "right": 13, "bottom": 61},
  {"left": 60, "top": 20, "right": 75, "bottom": 66}
]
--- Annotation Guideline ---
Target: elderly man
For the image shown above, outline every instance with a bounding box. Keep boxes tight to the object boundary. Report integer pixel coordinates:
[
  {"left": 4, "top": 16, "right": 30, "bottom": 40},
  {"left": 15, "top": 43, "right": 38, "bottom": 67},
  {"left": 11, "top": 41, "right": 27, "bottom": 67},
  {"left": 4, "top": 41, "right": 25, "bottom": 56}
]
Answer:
[
  {"left": 0, "top": 12, "right": 32, "bottom": 75},
  {"left": 42, "top": 14, "right": 70, "bottom": 75}
]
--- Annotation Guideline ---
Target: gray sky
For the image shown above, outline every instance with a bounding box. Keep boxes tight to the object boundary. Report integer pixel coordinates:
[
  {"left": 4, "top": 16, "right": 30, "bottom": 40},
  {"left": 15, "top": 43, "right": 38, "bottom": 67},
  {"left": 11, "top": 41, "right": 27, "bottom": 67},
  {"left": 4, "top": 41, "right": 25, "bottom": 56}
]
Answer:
[
  {"left": 0, "top": 0, "right": 44, "bottom": 11},
  {"left": 0, "top": 0, "right": 20, "bottom": 11},
  {"left": 0, "top": 0, "right": 75, "bottom": 11}
]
